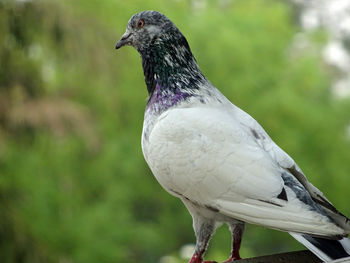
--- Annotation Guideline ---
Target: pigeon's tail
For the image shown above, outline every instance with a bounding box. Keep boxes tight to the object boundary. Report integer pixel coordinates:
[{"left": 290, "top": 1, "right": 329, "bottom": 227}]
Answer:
[{"left": 290, "top": 232, "right": 350, "bottom": 261}]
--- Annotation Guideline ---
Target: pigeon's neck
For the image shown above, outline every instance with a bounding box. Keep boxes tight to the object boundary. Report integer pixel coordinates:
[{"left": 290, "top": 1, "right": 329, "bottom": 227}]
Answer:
[
  {"left": 140, "top": 36, "right": 208, "bottom": 114},
  {"left": 140, "top": 36, "right": 206, "bottom": 95}
]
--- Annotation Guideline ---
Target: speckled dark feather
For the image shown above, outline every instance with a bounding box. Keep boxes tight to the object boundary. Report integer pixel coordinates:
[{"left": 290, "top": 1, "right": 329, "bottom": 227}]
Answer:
[{"left": 281, "top": 172, "right": 328, "bottom": 216}]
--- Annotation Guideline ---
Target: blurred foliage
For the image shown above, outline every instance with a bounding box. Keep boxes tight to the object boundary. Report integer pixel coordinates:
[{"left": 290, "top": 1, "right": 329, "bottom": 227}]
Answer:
[{"left": 0, "top": 0, "right": 349, "bottom": 263}]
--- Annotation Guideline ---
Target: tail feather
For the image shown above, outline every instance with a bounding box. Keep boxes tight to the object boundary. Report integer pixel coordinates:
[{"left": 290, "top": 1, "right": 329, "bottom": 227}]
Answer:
[
  {"left": 339, "top": 238, "right": 350, "bottom": 255},
  {"left": 290, "top": 232, "right": 350, "bottom": 262}
]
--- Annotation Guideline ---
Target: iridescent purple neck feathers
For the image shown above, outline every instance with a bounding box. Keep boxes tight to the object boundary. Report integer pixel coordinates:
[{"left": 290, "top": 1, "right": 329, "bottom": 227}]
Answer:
[{"left": 147, "top": 82, "right": 193, "bottom": 114}]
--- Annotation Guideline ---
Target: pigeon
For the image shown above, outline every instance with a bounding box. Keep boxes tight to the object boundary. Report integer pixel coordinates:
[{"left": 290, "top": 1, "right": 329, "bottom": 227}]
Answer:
[{"left": 115, "top": 11, "right": 350, "bottom": 263}]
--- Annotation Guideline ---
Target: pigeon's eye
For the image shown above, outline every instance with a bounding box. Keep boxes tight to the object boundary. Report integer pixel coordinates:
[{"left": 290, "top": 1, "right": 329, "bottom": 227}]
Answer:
[{"left": 137, "top": 19, "right": 145, "bottom": 29}]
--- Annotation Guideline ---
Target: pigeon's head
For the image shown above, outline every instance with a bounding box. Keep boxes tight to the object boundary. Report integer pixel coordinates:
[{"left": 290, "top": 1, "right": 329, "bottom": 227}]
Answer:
[
  {"left": 115, "top": 11, "right": 202, "bottom": 96},
  {"left": 115, "top": 11, "right": 184, "bottom": 53}
]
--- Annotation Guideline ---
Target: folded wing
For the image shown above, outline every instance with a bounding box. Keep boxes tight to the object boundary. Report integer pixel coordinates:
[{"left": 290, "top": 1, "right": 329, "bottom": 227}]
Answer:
[
  {"left": 148, "top": 105, "right": 348, "bottom": 237},
  {"left": 234, "top": 105, "right": 350, "bottom": 234}
]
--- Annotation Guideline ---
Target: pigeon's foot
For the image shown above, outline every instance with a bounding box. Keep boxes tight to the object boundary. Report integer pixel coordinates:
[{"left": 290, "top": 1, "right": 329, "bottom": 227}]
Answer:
[
  {"left": 223, "top": 223, "right": 243, "bottom": 262},
  {"left": 188, "top": 253, "right": 217, "bottom": 263}
]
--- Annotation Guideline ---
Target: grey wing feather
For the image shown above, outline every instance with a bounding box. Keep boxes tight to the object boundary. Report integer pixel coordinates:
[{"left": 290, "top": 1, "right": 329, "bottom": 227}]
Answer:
[{"left": 235, "top": 106, "right": 350, "bottom": 233}]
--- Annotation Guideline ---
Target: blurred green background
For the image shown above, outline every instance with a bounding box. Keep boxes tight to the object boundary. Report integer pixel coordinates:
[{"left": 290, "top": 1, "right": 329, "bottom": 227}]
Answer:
[{"left": 1, "top": 0, "right": 350, "bottom": 262}]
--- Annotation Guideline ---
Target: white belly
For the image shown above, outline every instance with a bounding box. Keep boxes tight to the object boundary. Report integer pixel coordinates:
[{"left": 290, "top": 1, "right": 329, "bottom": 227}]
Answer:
[{"left": 141, "top": 108, "right": 244, "bottom": 204}]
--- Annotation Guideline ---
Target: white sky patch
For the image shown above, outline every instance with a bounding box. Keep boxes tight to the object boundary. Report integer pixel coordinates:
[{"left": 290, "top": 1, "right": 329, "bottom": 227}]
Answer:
[
  {"left": 292, "top": 0, "right": 350, "bottom": 98},
  {"left": 300, "top": 9, "right": 319, "bottom": 30},
  {"left": 339, "top": 16, "right": 350, "bottom": 36},
  {"left": 323, "top": 41, "right": 350, "bottom": 72},
  {"left": 294, "top": 0, "right": 350, "bottom": 38},
  {"left": 332, "top": 78, "right": 350, "bottom": 98}
]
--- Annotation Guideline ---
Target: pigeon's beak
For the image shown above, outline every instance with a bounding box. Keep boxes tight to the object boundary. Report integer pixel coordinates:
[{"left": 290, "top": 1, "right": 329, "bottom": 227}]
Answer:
[{"left": 115, "top": 31, "right": 133, "bottom": 49}]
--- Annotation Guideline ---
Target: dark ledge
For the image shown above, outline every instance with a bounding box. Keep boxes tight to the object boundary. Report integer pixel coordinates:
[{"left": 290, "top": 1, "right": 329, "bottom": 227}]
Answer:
[{"left": 225, "top": 250, "right": 320, "bottom": 263}]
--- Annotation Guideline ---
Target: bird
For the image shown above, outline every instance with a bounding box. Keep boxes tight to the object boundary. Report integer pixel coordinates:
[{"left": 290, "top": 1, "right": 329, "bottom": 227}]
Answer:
[{"left": 115, "top": 11, "right": 350, "bottom": 263}]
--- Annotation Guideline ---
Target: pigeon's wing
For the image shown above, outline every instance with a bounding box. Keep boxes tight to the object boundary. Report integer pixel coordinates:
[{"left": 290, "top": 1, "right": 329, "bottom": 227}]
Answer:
[
  {"left": 147, "top": 106, "right": 347, "bottom": 237},
  {"left": 233, "top": 105, "right": 350, "bottom": 232}
]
